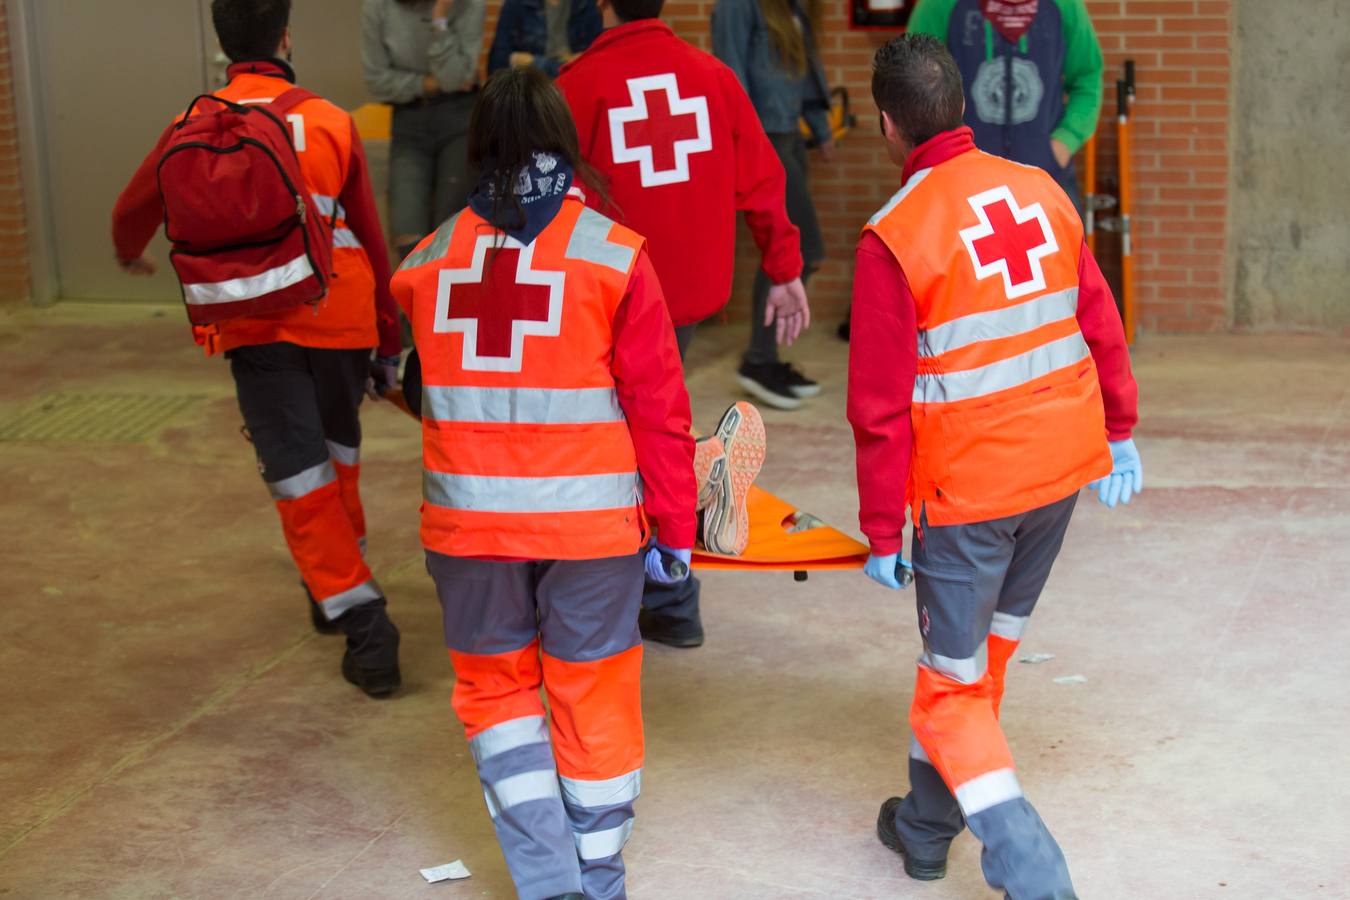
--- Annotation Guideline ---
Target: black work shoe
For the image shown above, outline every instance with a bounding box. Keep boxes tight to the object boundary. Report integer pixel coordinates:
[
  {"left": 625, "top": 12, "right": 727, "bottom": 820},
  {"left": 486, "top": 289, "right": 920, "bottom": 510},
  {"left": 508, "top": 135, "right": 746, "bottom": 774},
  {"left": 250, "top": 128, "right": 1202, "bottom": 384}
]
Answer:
[
  {"left": 778, "top": 362, "right": 820, "bottom": 398},
  {"left": 736, "top": 361, "right": 802, "bottom": 411},
  {"left": 342, "top": 650, "right": 401, "bottom": 698},
  {"left": 638, "top": 607, "right": 705, "bottom": 648},
  {"left": 877, "top": 796, "right": 948, "bottom": 881},
  {"left": 304, "top": 584, "right": 341, "bottom": 635},
  {"left": 337, "top": 599, "right": 402, "bottom": 698}
]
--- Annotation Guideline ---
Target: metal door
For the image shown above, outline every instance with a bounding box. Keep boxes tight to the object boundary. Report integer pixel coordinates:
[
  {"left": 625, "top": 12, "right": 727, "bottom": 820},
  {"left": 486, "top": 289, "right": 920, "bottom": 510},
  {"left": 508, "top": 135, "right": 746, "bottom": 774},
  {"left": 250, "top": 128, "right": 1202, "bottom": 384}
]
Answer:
[
  {"left": 32, "top": 0, "right": 208, "bottom": 301},
  {"left": 28, "top": 0, "right": 370, "bottom": 303}
]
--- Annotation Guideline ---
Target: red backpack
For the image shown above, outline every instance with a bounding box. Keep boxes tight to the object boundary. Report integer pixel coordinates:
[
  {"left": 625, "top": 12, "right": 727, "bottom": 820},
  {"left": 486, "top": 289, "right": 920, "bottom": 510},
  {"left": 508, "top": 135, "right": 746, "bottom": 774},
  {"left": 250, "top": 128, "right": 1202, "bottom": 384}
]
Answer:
[{"left": 156, "top": 89, "right": 333, "bottom": 325}]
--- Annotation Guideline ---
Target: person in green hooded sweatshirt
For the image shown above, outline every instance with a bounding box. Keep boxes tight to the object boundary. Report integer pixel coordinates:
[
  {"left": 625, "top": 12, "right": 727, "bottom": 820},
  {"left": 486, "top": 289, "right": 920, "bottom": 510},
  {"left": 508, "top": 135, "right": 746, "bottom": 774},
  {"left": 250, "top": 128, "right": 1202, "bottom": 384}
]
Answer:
[{"left": 907, "top": 0, "right": 1103, "bottom": 212}]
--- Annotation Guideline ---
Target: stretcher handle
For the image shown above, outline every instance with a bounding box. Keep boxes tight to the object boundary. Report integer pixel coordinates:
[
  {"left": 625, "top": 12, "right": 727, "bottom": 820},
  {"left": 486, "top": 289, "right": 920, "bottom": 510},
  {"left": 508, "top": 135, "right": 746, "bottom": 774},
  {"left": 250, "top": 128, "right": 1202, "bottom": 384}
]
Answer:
[
  {"left": 658, "top": 547, "right": 689, "bottom": 581},
  {"left": 1125, "top": 59, "right": 1136, "bottom": 97},
  {"left": 897, "top": 559, "right": 915, "bottom": 588}
]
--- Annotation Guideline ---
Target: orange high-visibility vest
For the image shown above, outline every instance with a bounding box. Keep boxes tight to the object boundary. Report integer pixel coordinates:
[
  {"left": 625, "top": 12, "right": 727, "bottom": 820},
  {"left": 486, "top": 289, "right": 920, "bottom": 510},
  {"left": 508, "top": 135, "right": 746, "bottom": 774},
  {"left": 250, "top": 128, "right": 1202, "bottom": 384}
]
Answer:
[
  {"left": 394, "top": 196, "right": 648, "bottom": 560},
  {"left": 193, "top": 73, "right": 378, "bottom": 355},
  {"left": 866, "top": 150, "right": 1112, "bottom": 526}
]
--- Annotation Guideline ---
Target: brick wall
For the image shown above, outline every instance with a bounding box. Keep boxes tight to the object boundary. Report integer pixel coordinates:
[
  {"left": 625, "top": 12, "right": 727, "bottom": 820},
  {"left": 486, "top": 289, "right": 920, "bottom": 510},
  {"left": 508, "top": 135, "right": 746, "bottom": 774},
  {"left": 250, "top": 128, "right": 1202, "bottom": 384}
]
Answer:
[
  {"left": 663, "top": 0, "right": 1234, "bottom": 333},
  {"left": 0, "top": 2, "right": 1236, "bottom": 322},
  {"left": 0, "top": 2, "right": 31, "bottom": 306}
]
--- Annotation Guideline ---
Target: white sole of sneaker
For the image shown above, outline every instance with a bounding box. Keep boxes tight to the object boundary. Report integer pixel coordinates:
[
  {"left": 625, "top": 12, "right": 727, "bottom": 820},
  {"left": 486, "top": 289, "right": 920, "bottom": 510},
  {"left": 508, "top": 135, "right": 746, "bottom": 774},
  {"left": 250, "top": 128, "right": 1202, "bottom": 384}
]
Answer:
[
  {"left": 789, "top": 383, "right": 822, "bottom": 399},
  {"left": 703, "top": 403, "right": 767, "bottom": 556},
  {"left": 736, "top": 374, "right": 802, "bottom": 411}
]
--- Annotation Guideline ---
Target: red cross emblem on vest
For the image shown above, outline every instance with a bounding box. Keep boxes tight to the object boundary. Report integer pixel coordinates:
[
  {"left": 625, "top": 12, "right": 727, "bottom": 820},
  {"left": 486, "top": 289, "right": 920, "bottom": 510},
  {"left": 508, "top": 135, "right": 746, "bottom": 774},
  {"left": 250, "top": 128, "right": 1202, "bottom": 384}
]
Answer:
[
  {"left": 434, "top": 235, "right": 565, "bottom": 372},
  {"left": 958, "top": 186, "right": 1060, "bottom": 299},
  {"left": 609, "top": 73, "right": 712, "bottom": 187}
]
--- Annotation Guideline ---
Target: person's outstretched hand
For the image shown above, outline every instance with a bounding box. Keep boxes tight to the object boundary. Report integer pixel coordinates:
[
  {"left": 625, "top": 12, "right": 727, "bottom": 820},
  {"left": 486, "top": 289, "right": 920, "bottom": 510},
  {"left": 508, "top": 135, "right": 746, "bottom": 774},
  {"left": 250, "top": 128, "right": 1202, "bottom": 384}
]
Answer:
[
  {"left": 119, "top": 256, "right": 157, "bottom": 276},
  {"left": 765, "top": 277, "right": 811, "bottom": 346},
  {"left": 864, "top": 552, "right": 912, "bottom": 590},
  {"left": 1087, "top": 438, "right": 1143, "bottom": 508},
  {"left": 644, "top": 545, "right": 692, "bottom": 585}
]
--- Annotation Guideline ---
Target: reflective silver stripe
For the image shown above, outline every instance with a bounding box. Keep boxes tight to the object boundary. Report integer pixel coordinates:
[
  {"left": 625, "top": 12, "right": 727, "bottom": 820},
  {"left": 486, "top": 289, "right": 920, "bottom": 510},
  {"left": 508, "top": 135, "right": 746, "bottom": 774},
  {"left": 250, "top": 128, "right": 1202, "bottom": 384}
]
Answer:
[
  {"left": 423, "top": 385, "right": 624, "bottom": 425},
  {"left": 310, "top": 193, "right": 347, "bottom": 220},
  {"left": 424, "top": 470, "right": 638, "bottom": 514},
  {"left": 913, "top": 332, "right": 1091, "bottom": 405},
  {"left": 919, "top": 642, "right": 988, "bottom": 685},
  {"left": 471, "top": 716, "right": 550, "bottom": 766},
  {"left": 332, "top": 228, "right": 362, "bottom": 250},
  {"left": 918, "top": 287, "right": 1079, "bottom": 358},
  {"left": 560, "top": 770, "right": 642, "bottom": 810},
  {"left": 566, "top": 208, "right": 635, "bottom": 273},
  {"left": 954, "top": 768, "right": 1023, "bottom": 817},
  {"left": 909, "top": 737, "right": 930, "bottom": 765},
  {"left": 326, "top": 440, "right": 360, "bottom": 467},
  {"left": 399, "top": 211, "right": 463, "bottom": 270},
  {"left": 318, "top": 579, "right": 383, "bottom": 619},
  {"left": 574, "top": 818, "right": 634, "bottom": 861},
  {"left": 184, "top": 254, "right": 314, "bottom": 306},
  {"left": 868, "top": 168, "right": 933, "bottom": 225},
  {"left": 267, "top": 460, "right": 337, "bottom": 500},
  {"left": 990, "top": 612, "right": 1029, "bottom": 641},
  {"left": 483, "top": 769, "right": 562, "bottom": 818}
]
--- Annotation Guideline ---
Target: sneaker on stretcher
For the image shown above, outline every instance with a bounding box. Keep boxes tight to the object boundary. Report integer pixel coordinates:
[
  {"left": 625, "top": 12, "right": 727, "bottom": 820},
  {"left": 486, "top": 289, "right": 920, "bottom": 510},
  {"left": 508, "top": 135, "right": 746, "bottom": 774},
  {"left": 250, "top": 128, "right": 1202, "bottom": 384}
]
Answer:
[
  {"left": 701, "top": 401, "right": 766, "bottom": 556},
  {"left": 694, "top": 435, "right": 725, "bottom": 512}
]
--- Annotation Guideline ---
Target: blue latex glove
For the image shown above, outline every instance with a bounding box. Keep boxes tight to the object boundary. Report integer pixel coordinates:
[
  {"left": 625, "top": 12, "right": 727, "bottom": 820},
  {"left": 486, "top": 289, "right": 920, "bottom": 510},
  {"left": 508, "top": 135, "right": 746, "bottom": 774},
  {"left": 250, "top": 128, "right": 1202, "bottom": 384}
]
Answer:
[
  {"left": 1088, "top": 438, "right": 1144, "bottom": 508},
  {"left": 645, "top": 545, "right": 692, "bottom": 585},
  {"left": 864, "top": 552, "right": 914, "bottom": 590}
]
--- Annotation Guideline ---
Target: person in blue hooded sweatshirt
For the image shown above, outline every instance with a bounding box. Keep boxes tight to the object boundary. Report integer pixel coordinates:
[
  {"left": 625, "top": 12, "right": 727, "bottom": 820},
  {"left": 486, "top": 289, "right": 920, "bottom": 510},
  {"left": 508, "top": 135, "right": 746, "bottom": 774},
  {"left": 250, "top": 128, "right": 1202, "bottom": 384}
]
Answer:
[{"left": 908, "top": 0, "right": 1104, "bottom": 212}]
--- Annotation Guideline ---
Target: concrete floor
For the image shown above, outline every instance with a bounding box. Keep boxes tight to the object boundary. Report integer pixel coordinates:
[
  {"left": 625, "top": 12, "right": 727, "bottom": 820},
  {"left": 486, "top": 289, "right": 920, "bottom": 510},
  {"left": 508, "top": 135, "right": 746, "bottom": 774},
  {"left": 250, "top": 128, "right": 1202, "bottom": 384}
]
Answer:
[{"left": 1, "top": 302, "right": 1347, "bottom": 899}]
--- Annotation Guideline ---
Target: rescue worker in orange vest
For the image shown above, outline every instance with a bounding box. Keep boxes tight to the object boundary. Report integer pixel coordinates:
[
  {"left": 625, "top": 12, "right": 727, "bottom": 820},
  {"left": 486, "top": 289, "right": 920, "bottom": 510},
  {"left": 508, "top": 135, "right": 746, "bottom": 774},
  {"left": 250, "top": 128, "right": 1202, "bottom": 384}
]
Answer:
[
  {"left": 112, "top": 0, "right": 404, "bottom": 697},
  {"left": 848, "top": 35, "right": 1142, "bottom": 899},
  {"left": 390, "top": 67, "right": 696, "bottom": 900}
]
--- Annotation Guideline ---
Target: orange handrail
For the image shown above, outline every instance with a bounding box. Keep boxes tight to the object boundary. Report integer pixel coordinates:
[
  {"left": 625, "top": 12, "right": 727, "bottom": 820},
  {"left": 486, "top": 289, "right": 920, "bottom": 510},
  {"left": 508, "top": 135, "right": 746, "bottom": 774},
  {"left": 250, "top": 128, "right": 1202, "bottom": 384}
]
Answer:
[{"left": 1116, "top": 78, "right": 1136, "bottom": 346}]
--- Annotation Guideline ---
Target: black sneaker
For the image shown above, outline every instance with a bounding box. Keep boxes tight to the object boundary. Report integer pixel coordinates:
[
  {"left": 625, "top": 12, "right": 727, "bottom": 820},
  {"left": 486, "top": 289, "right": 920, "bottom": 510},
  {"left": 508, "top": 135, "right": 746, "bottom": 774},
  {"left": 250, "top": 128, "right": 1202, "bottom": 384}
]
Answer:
[
  {"left": 837, "top": 317, "right": 850, "bottom": 342},
  {"left": 778, "top": 362, "right": 820, "bottom": 398},
  {"left": 736, "top": 361, "right": 802, "bottom": 411},
  {"left": 876, "top": 796, "right": 948, "bottom": 881},
  {"left": 304, "top": 583, "right": 341, "bottom": 635},
  {"left": 638, "top": 607, "right": 705, "bottom": 648},
  {"left": 336, "top": 599, "right": 402, "bottom": 698}
]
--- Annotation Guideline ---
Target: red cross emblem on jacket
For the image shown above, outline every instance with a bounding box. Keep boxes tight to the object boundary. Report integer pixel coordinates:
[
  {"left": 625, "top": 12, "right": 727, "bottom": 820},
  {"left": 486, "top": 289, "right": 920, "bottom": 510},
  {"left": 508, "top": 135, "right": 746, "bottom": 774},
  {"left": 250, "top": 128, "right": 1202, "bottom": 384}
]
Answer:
[
  {"left": 608, "top": 73, "right": 713, "bottom": 187},
  {"left": 434, "top": 235, "right": 565, "bottom": 372},
  {"left": 958, "top": 186, "right": 1060, "bottom": 299}
]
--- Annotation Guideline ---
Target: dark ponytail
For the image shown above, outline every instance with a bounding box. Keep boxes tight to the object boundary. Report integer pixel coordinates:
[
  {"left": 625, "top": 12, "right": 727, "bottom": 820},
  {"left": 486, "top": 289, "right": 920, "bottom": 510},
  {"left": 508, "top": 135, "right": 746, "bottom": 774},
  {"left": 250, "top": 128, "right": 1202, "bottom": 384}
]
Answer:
[{"left": 467, "top": 66, "right": 610, "bottom": 233}]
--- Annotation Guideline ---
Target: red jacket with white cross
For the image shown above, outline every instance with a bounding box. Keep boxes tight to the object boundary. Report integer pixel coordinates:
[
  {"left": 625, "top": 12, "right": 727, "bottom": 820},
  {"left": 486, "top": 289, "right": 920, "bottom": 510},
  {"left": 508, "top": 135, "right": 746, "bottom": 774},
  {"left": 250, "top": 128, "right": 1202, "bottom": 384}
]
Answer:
[
  {"left": 847, "top": 127, "right": 1139, "bottom": 557},
  {"left": 556, "top": 19, "right": 802, "bottom": 327}
]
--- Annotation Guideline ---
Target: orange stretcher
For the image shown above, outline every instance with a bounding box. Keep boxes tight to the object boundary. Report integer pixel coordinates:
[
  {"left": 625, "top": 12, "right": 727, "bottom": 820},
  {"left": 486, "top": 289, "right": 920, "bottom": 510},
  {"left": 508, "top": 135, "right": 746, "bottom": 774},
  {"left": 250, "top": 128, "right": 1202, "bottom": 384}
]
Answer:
[
  {"left": 692, "top": 486, "right": 868, "bottom": 578},
  {"left": 382, "top": 387, "right": 869, "bottom": 578}
]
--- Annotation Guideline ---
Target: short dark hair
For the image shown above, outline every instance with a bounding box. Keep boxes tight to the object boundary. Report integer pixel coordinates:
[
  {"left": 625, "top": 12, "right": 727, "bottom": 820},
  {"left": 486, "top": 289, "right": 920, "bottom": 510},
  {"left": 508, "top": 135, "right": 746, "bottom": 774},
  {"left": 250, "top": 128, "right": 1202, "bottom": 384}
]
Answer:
[
  {"left": 211, "top": 0, "right": 292, "bottom": 62},
  {"left": 611, "top": 0, "right": 664, "bottom": 22},
  {"left": 871, "top": 33, "right": 964, "bottom": 148}
]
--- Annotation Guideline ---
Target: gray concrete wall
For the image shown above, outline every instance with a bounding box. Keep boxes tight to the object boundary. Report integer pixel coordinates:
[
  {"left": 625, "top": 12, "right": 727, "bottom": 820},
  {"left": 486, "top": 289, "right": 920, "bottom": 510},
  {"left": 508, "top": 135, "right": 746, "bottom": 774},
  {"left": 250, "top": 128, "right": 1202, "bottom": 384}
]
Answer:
[{"left": 1230, "top": 0, "right": 1350, "bottom": 331}]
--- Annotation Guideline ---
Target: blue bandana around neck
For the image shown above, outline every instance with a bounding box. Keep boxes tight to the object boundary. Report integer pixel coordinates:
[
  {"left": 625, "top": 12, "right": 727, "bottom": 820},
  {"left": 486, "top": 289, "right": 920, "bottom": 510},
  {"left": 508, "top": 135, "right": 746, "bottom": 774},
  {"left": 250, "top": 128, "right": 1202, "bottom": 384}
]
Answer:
[{"left": 467, "top": 151, "right": 574, "bottom": 246}]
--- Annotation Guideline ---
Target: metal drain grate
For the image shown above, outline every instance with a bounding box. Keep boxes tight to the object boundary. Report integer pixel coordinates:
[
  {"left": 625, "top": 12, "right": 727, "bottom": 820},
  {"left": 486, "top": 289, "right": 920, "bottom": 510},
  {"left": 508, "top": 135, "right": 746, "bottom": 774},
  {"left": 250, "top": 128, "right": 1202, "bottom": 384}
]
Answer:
[{"left": 0, "top": 393, "right": 204, "bottom": 443}]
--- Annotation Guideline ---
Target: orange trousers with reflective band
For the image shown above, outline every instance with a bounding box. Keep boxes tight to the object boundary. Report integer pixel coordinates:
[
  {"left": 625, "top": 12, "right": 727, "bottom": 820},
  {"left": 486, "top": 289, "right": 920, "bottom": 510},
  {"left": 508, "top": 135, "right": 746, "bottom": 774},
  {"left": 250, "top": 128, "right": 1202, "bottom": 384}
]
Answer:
[
  {"left": 428, "top": 552, "right": 647, "bottom": 900},
  {"left": 230, "top": 344, "right": 382, "bottom": 622},
  {"left": 897, "top": 494, "right": 1080, "bottom": 899}
]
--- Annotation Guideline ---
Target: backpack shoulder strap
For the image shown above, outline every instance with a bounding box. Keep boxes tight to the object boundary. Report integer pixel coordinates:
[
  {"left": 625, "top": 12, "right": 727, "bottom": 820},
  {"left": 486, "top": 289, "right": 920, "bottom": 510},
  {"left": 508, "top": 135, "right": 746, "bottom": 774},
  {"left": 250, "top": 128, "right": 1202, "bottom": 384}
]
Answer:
[{"left": 267, "top": 87, "right": 321, "bottom": 117}]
